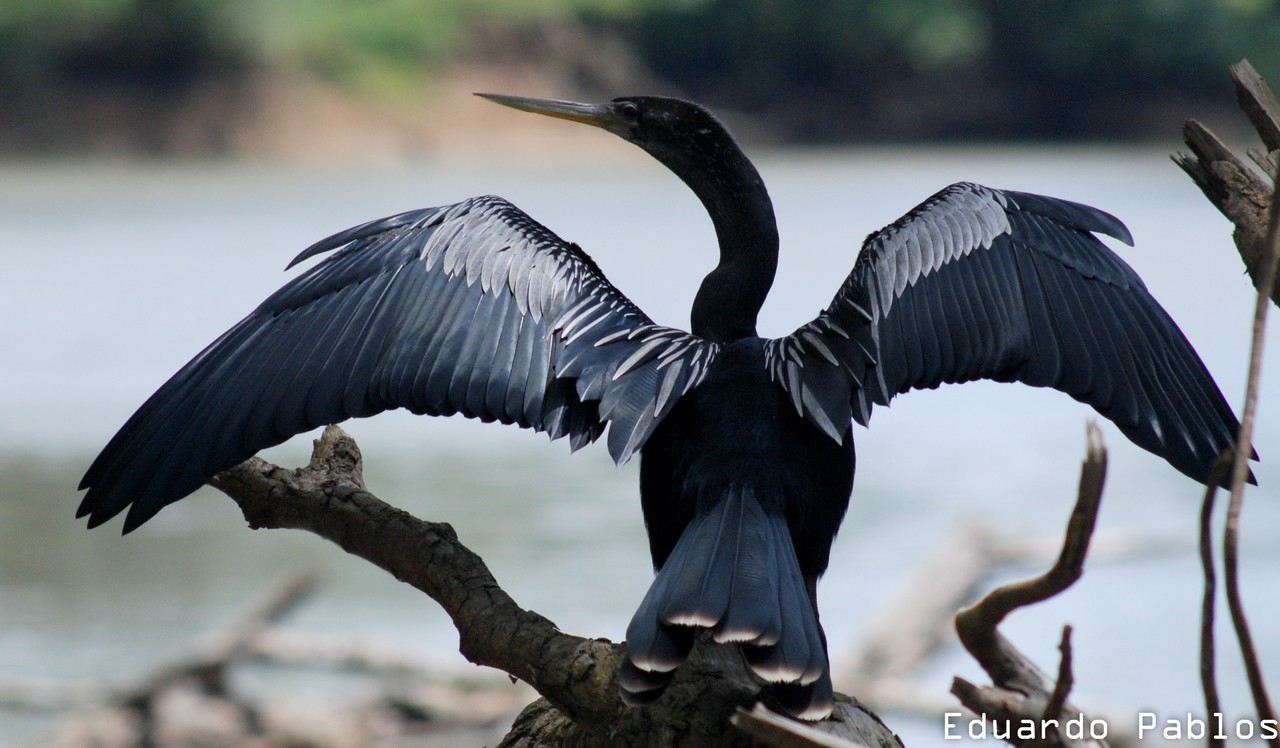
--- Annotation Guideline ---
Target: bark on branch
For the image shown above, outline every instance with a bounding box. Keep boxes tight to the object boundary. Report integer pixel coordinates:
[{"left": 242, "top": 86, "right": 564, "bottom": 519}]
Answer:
[
  {"left": 1174, "top": 59, "right": 1280, "bottom": 305},
  {"left": 207, "top": 425, "right": 899, "bottom": 747}
]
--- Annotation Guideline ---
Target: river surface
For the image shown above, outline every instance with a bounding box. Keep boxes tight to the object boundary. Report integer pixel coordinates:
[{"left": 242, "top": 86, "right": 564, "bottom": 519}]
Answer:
[{"left": 1, "top": 148, "right": 1278, "bottom": 745}]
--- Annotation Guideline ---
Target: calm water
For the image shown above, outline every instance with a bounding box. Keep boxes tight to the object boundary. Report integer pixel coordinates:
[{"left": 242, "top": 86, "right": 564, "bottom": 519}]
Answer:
[{"left": 1, "top": 149, "right": 1278, "bottom": 745}]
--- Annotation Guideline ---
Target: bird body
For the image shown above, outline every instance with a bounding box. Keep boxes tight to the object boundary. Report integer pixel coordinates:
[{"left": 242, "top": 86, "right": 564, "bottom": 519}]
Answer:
[
  {"left": 640, "top": 339, "right": 854, "bottom": 578},
  {"left": 631, "top": 339, "right": 853, "bottom": 716},
  {"left": 78, "top": 94, "right": 1248, "bottom": 721}
]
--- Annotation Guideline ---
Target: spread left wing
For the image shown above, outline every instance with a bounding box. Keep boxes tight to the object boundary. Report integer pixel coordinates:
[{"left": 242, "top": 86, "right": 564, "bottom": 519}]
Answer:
[
  {"left": 764, "top": 182, "right": 1245, "bottom": 486},
  {"left": 79, "top": 196, "right": 717, "bottom": 531}
]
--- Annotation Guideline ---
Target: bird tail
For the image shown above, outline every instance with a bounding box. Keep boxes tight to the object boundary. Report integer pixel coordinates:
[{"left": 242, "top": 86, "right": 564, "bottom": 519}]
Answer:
[{"left": 619, "top": 485, "right": 833, "bottom": 720}]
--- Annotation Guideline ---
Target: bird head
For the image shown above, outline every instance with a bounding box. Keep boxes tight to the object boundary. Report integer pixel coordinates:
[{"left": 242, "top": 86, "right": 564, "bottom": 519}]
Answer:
[{"left": 475, "top": 93, "right": 740, "bottom": 178}]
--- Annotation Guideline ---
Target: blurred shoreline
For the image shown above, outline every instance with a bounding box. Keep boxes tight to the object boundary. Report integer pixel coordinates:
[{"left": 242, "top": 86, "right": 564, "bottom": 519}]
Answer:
[
  {"left": 6, "top": 4, "right": 1277, "bottom": 164},
  {"left": 1, "top": 63, "right": 634, "bottom": 166},
  {"left": 2, "top": 58, "right": 1256, "bottom": 166}
]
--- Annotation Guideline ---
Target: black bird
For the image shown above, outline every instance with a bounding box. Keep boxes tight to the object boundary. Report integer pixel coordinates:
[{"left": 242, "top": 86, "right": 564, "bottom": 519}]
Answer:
[{"left": 79, "top": 94, "right": 1246, "bottom": 719}]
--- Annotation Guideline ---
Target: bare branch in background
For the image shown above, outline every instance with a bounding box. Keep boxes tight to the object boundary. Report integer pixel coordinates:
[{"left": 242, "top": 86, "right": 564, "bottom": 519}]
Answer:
[
  {"left": 1043, "top": 627, "right": 1075, "bottom": 732},
  {"left": 836, "top": 518, "right": 1185, "bottom": 728},
  {"left": 1198, "top": 457, "right": 1232, "bottom": 748},
  {"left": 0, "top": 569, "right": 319, "bottom": 718},
  {"left": 950, "top": 423, "right": 1109, "bottom": 748},
  {"left": 117, "top": 566, "right": 321, "bottom": 712}
]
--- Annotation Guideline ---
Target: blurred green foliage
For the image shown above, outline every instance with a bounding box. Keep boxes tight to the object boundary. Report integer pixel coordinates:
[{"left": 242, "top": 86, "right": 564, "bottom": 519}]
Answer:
[
  {"left": 0, "top": 0, "right": 227, "bottom": 90},
  {"left": 0, "top": 0, "right": 649, "bottom": 99},
  {"left": 588, "top": 0, "right": 1280, "bottom": 139},
  {"left": 224, "top": 0, "right": 656, "bottom": 98},
  {"left": 2, "top": 0, "right": 1278, "bottom": 140}
]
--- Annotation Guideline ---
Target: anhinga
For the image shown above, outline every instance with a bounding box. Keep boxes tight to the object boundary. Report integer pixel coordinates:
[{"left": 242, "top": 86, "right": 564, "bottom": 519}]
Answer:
[{"left": 78, "top": 94, "right": 1247, "bottom": 720}]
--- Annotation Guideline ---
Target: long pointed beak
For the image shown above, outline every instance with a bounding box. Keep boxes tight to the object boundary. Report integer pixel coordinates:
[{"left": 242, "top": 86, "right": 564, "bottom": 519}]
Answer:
[{"left": 475, "top": 93, "right": 618, "bottom": 131}]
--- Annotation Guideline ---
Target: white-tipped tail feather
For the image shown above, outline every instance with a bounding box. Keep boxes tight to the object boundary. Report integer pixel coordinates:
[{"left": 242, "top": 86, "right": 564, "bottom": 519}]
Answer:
[{"left": 620, "top": 486, "right": 833, "bottom": 719}]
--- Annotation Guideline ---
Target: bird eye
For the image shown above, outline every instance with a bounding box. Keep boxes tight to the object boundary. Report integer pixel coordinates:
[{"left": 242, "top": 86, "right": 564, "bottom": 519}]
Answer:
[{"left": 617, "top": 101, "right": 640, "bottom": 121}]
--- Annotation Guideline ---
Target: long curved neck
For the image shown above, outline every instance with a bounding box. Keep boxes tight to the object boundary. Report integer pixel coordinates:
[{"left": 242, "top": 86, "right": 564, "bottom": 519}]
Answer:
[{"left": 670, "top": 146, "right": 779, "bottom": 344}]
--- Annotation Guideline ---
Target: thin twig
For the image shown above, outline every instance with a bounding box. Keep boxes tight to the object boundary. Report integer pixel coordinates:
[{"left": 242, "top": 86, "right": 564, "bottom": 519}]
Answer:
[
  {"left": 1223, "top": 170, "right": 1280, "bottom": 746},
  {"left": 956, "top": 423, "right": 1107, "bottom": 635},
  {"left": 1198, "top": 455, "right": 1232, "bottom": 748},
  {"left": 1043, "top": 625, "right": 1074, "bottom": 726}
]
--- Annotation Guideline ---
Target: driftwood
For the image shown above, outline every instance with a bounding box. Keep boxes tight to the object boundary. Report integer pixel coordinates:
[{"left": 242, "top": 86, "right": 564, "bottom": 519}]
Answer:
[
  {"left": 26, "top": 563, "right": 548, "bottom": 747},
  {"left": 39, "top": 567, "right": 331, "bottom": 747},
  {"left": 206, "top": 425, "right": 900, "bottom": 748},
  {"left": 117, "top": 566, "right": 321, "bottom": 711},
  {"left": 2, "top": 570, "right": 322, "bottom": 716}
]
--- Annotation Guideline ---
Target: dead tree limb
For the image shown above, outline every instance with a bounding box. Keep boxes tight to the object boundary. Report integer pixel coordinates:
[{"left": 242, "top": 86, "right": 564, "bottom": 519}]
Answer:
[
  {"left": 1174, "top": 59, "right": 1280, "bottom": 305},
  {"left": 949, "top": 423, "right": 1109, "bottom": 748},
  {"left": 835, "top": 518, "right": 1185, "bottom": 725},
  {"left": 29, "top": 566, "right": 324, "bottom": 747},
  {"left": 207, "top": 425, "right": 900, "bottom": 748}
]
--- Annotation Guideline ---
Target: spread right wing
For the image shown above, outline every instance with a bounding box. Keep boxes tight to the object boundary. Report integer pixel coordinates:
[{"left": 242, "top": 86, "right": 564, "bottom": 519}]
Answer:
[{"left": 766, "top": 183, "right": 1247, "bottom": 485}]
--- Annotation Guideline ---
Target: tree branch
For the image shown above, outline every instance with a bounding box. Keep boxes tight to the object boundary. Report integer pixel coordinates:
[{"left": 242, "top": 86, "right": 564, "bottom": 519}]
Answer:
[
  {"left": 1222, "top": 161, "right": 1280, "bottom": 748},
  {"left": 1042, "top": 626, "right": 1074, "bottom": 732},
  {"left": 1176, "top": 57, "right": 1278, "bottom": 747},
  {"left": 209, "top": 427, "right": 621, "bottom": 728},
  {"left": 1173, "top": 60, "right": 1279, "bottom": 306},
  {"left": 1198, "top": 458, "right": 1231, "bottom": 748},
  {"left": 207, "top": 425, "right": 899, "bottom": 747},
  {"left": 950, "top": 423, "right": 1108, "bottom": 748}
]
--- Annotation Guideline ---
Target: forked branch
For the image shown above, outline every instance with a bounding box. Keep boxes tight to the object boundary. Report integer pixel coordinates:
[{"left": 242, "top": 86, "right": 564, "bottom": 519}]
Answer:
[{"left": 950, "top": 423, "right": 1108, "bottom": 748}]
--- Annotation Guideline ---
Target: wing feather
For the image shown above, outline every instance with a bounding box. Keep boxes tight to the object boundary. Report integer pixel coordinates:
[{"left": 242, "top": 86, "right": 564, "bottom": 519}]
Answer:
[{"left": 79, "top": 196, "right": 718, "bottom": 531}]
